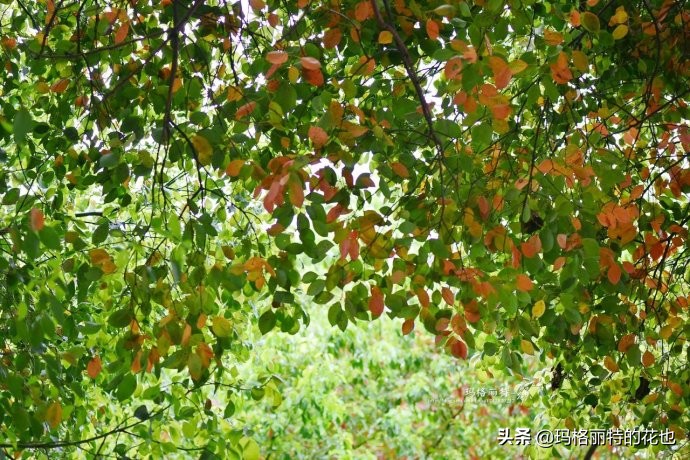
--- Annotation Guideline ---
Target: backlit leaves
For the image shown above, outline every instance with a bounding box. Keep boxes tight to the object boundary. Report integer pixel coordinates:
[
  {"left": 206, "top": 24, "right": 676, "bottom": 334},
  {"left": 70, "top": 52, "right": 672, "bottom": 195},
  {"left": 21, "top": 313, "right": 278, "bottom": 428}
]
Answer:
[{"left": 2, "top": 0, "right": 690, "bottom": 455}]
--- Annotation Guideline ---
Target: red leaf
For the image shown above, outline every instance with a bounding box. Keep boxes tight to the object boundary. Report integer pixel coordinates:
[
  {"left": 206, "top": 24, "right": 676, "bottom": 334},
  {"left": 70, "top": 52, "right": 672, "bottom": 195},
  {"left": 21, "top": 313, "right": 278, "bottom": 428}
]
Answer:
[
  {"left": 369, "top": 286, "right": 384, "bottom": 316},
  {"left": 450, "top": 338, "right": 468, "bottom": 359},
  {"left": 339, "top": 237, "right": 350, "bottom": 260}
]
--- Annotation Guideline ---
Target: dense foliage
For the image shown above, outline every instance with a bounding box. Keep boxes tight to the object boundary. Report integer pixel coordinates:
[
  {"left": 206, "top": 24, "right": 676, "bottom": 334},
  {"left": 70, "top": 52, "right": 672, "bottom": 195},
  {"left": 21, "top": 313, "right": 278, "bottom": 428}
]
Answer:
[{"left": 1, "top": 0, "right": 690, "bottom": 457}]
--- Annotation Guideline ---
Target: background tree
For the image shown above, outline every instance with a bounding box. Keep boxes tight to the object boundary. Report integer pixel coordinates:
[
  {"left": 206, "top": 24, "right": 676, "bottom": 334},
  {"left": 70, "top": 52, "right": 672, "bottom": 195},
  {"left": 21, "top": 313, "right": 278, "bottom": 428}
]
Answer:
[{"left": 0, "top": 0, "right": 689, "bottom": 457}]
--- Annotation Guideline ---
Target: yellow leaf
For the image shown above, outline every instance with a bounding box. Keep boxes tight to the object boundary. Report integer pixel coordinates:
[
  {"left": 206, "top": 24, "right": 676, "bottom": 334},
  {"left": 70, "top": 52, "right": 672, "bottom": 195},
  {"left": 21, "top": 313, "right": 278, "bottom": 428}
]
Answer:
[
  {"left": 544, "top": 29, "right": 563, "bottom": 46},
  {"left": 660, "top": 324, "right": 674, "bottom": 340},
  {"left": 191, "top": 135, "right": 212, "bottom": 166},
  {"left": 532, "top": 299, "right": 546, "bottom": 318},
  {"left": 212, "top": 316, "right": 233, "bottom": 337},
  {"left": 509, "top": 59, "right": 528, "bottom": 74},
  {"left": 288, "top": 66, "right": 299, "bottom": 83},
  {"left": 610, "top": 6, "right": 628, "bottom": 25},
  {"left": 89, "top": 248, "right": 111, "bottom": 266},
  {"left": 520, "top": 339, "right": 535, "bottom": 355},
  {"left": 378, "top": 31, "right": 393, "bottom": 44},
  {"left": 612, "top": 24, "right": 628, "bottom": 40},
  {"left": 100, "top": 259, "right": 117, "bottom": 274},
  {"left": 572, "top": 50, "right": 588, "bottom": 72},
  {"left": 227, "top": 85, "right": 243, "bottom": 102},
  {"left": 171, "top": 77, "right": 182, "bottom": 94},
  {"left": 45, "top": 401, "right": 62, "bottom": 429}
]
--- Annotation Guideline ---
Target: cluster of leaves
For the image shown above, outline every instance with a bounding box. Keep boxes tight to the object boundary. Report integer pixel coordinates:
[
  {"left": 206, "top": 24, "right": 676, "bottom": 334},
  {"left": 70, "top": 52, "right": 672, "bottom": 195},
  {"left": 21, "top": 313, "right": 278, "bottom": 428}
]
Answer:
[{"left": 0, "top": 0, "right": 690, "bottom": 457}]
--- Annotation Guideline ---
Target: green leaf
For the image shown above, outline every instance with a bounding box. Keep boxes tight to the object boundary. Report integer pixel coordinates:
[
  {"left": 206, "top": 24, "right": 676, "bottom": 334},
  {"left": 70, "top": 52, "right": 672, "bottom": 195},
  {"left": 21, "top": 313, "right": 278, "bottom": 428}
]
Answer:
[
  {"left": 116, "top": 374, "right": 137, "bottom": 401},
  {"left": 581, "top": 12, "right": 600, "bottom": 34},
  {"left": 13, "top": 109, "right": 34, "bottom": 144},
  {"left": 212, "top": 316, "right": 233, "bottom": 337},
  {"left": 108, "top": 309, "right": 133, "bottom": 328},
  {"left": 258, "top": 310, "right": 276, "bottom": 334}
]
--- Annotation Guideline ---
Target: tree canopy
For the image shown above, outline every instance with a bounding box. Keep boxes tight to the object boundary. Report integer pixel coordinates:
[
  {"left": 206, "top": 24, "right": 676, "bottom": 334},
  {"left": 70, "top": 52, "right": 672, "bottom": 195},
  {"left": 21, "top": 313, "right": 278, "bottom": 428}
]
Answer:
[{"left": 1, "top": 0, "right": 690, "bottom": 457}]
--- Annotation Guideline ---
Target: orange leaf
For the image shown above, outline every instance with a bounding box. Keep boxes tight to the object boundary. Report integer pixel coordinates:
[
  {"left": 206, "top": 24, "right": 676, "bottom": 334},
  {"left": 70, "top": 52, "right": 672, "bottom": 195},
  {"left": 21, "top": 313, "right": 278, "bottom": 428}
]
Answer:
[
  {"left": 426, "top": 19, "right": 439, "bottom": 40},
  {"left": 181, "top": 323, "right": 192, "bottom": 347},
  {"left": 444, "top": 57, "right": 463, "bottom": 80},
  {"left": 354, "top": 1, "right": 372, "bottom": 21},
  {"left": 402, "top": 319, "right": 414, "bottom": 335},
  {"left": 288, "top": 177, "right": 304, "bottom": 208},
  {"left": 323, "top": 28, "right": 342, "bottom": 49},
  {"left": 516, "top": 274, "right": 533, "bottom": 292},
  {"left": 369, "top": 286, "right": 384, "bottom": 316},
  {"left": 266, "top": 50, "right": 288, "bottom": 65},
  {"left": 416, "top": 288, "right": 430, "bottom": 308},
  {"left": 196, "top": 313, "right": 207, "bottom": 329},
  {"left": 303, "top": 67, "right": 324, "bottom": 86},
  {"left": 617, "top": 333, "right": 636, "bottom": 353},
  {"left": 225, "top": 159, "right": 245, "bottom": 177},
  {"left": 51, "top": 79, "right": 69, "bottom": 93},
  {"left": 477, "top": 196, "right": 490, "bottom": 220},
  {"left": 308, "top": 126, "right": 328, "bottom": 148},
  {"left": 235, "top": 101, "right": 256, "bottom": 119},
  {"left": 607, "top": 262, "right": 621, "bottom": 284},
  {"left": 30, "top": 208, "right": 45, "bottom": 231},
  {"left": 550, "top": 52, "right": 573, "bottom": 84},
  {"left": 114, "top": 22, "right": 129, "bottom": 44},
  {"left": 45, "top": 402, "right": 62, "bottom": 429},
  {"left": 521, "top": 235, "right": 542, "bottom": 258},
  {"left": 442, "top": 287, "right": 455, "bottom": 306},
  {"left": 556, "top": 234, "right": 567, "bottom": 249},
  {"left": 642, "top": 351, "right": 655, "bottom": 367},
  {"left": 300, "top": 56, "right": 321, "bottom": 70},
  {"left": 391, "top": 162, "right": 409, "bottom": 178},
  {"left": 87, "top": 356, "right": 102, "bottom": 379},
  {"left": 544, "top": 29, "right": 564, "bottom": 46},
  {"left": 488, "top": 56, "right": 511, "bottom": 89},
  {"left": 604, "top": 356, "right": 619, "bottom": 373},
  {"left": 131, "top": 350, "right": 142, "bottom": 373}
]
